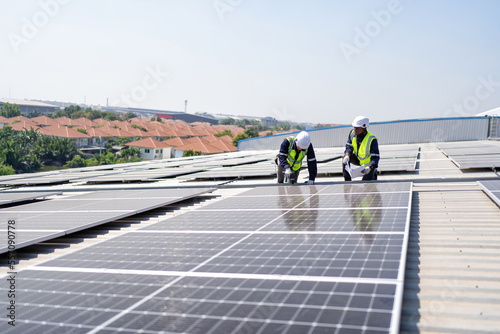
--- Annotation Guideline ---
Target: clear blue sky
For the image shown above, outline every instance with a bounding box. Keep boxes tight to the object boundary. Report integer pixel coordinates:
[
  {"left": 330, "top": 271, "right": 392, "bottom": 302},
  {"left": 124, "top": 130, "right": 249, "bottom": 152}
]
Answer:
[{"left": 1, "top": 0, "right": 499, "bottom": 124}]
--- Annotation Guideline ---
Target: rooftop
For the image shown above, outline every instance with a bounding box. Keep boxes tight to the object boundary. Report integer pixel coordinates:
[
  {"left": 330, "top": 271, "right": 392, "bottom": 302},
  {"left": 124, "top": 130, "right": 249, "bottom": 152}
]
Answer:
[{"left": 0, "top": 138, "right": 499, "bottom": 333}]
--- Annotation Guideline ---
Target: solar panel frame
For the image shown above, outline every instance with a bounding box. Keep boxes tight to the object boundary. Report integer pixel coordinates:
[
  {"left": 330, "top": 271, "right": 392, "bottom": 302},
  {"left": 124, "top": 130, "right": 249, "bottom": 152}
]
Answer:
[
  {"left": 0, "top": 191, "right": 61, "bottom": 206},
  {"left": 477, "top": 180, "right": 500, "bottom": 207},
  {"left": 450, "top": 155, "right": 500, "bottom": 169}
]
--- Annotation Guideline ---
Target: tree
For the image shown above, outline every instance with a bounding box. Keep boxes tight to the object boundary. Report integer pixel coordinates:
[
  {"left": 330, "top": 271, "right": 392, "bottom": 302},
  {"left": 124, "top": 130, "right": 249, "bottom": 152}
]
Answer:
[
  {"left": 26, "top": 109, "right": 43, "bottom": 118},
  {"left": 214, "top": 130, "right": 233, "bottom": 137},
  {"left": 0, "top": 163, "right": 15, "bottom": 175},
  {"left": 278, "top": 122, "right": 291, "bottom": 131},
  {"left": 131, "top": 124, "right": 147, "bottom": 132},
  {"left": 219, "top": 118, "right": 235, "bottom": 125},
  {"left": 232, "top": 133, "right": 248, "bottom": 146},
  {"left": 70, "top": 110, "right": 85, "bottom": 119},
  {"left": 64, "top": 155, "right": 87, "bottom": 168},
  {"left": 123, "top": 112, "right": 137, "bottom": 120},
  {"left": 244, "top": 127, "right": 260, "bottom": 138},
  {"left": 183, "top": 149, "right": 202, "bottom": 157},
  {"left": 105, "top": 137, "right": 132, "bottom": 150},
  {"left": 0, "top": 103, "right": 21, "bottom": 118},
  {"left": 85, "top": 109, "right": 102, "bottom": 120},
  {"left": 119, "top": 147, "right": 142, "bottom": 161}
]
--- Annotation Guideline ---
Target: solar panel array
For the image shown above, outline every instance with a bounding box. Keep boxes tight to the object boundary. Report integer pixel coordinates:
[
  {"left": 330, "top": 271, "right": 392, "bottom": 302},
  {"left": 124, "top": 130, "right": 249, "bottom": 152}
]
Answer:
[
  {"left": 318, "top": 145, "right": 419, "bottom": 175},
  {"left": 438, "top": 141, "right": 500, "bottom": 169},
  {"left": 0, "top": 151, "right": 280, "bottom": 187},
  {"left": 0, "top": 188, "right": 213, "bottom": 254},
  {"left": 478, "top": 180, "right": 500, "bottom": 207},
  {"left": 1, "top": 182, "right": 413, "bottom": 333}
]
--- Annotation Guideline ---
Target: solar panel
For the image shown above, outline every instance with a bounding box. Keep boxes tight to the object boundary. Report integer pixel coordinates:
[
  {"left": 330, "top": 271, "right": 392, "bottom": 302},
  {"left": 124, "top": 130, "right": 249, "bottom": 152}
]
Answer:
[
  {"left": 0, "top": 188, "right": 214, "bottom": 254},
  {"left": 436, "top": 141, "right": 500, "bottom": 169},
  {"left": 179, "top": 163, "right": 276, "bottom": 180},
  {"left": 478, "top": 180, "right": 500, "bottom": 207},
  {"left": 74, "top": 167, "right": 206, "bottom": 184},
  {"left": 1, "top": 182, "right": 412, "bottom": 333},
  {"left": 318, "top": 156, "right": 417, "bottom": 175},
  {"left": 0, "top": 191, "right": 61, "bottom": 206},
  {"left": 450, "top": 155, "right": 500, "bottom": 169}
]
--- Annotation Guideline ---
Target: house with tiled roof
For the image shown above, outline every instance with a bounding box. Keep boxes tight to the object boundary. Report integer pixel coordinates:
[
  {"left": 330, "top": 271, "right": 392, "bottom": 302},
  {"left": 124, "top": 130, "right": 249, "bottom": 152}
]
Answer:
[
  {"left": 7, "top": 120, "right": 40, "bottom": 132},
  {"left": 125, "top": 137, "right": 172, "bottom": 160},
  {"left": 99, "top": 126, "right": 137, "bottom": 139},
  {"left": 163, "top": 136, "right": 187, "bottom": 148},
  {"left": 0, "top": 116, "right": 10, "bottom": 125},
  {"left": 52, "top": 116, "right": 72, "bottom": 126},
  {"left": 75, "top": 125, "right": 112, "bottom": 147},
  {"left": 73, "top": 117, "right": 96, "bottom": 127},
  {"left": 172, "top": 136, "right": 226, "bottom": 157},
  {"left": 31, "top": 115, "right": 59, "bottom": 127},
  {"left": 38, "top": 124, "right": 91, "bottom": 147}
]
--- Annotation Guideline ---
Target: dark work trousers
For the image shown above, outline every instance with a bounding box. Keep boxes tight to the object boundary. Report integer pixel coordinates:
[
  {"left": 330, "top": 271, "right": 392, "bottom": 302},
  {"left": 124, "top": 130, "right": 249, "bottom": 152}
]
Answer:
[
  {"left": 277, "top": 164, "right": 300, "bottom": 184},
  {"left": 342, "top": 155, "right": 377, "bottom": 181}
]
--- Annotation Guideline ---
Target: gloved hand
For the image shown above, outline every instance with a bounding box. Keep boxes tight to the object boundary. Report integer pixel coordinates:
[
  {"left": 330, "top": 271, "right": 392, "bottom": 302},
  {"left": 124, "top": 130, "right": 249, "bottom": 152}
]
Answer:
[
  {"left": 342, "top": 155, "right": 350, "bottom": 165},
  {"left": 361, "top": 166, "right": 371, "bottom": 175},
  {"left": 305, "top": 180, "right": 314, "bottom": 185},
  {"left": 284, "top": 168, "right": 291, "bottom": 183}
]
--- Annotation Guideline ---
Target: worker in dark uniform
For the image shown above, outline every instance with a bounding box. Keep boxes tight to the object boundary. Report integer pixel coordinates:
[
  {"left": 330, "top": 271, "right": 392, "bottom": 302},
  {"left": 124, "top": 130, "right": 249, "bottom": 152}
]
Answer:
[{"left": 277, "top": 131, "right": 317, "bottom": 185}]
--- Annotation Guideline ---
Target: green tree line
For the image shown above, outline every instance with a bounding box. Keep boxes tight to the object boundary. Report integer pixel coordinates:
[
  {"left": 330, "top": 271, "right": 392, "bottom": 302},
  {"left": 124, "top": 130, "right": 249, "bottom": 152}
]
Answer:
[{"left": 0, "top": 103, "right": 137, "bottom": 122}]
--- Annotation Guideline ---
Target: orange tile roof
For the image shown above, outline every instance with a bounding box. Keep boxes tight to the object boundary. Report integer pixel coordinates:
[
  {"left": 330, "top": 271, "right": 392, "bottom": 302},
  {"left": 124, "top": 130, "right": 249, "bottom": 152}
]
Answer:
[
  {"left": 174, "top": 137, "right": 225, "bottom": 154},
  {"left": 76, "top": 125, "right": 113, "bottom": 137},
  {"left": 163, "top": 137, "right": 187, "bottom": 147},
  {"left": 53, "top": 116, "right": 72, "bottom": 125},
  {"left": 207, "top": 138, "right": 237, "bottom": 152},
  {"left": 8, "top": 115, "right": 36, "bottom": 123},
  {"left": 101, "top": 127, "right": 137, "bottom": 138},
  {"left": 92, "top": 118, "right": 111, "bottom": 126},
  {"left": 125, "top": 137, "right": 172, "bottom": 149},
  {"left": 39, "top": 124, "right": 91, "bottom": 138},
  {"left": 0, "top": 116, "right": 10, "bottom": 123},
  {"left": 74, "top": 117, "right": 96, "bottom": 126},
  {"left": 174, "top": 143, "right": 222, "bottom": 154},
  {"left": 8, "top": 121, "right": 41, "bottom": 131},
  {"left": 30, "top": 115, "right": 59, "bottom": 126}
]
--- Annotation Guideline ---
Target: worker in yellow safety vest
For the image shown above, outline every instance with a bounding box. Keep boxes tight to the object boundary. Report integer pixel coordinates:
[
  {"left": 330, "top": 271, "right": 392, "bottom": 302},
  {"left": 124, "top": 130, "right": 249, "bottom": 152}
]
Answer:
[
  {"left": 277, "top": 131, "right": 317, "bottom": 184},
  {"left": 342, "top": 116, "right": 380, "bottom": 181}
]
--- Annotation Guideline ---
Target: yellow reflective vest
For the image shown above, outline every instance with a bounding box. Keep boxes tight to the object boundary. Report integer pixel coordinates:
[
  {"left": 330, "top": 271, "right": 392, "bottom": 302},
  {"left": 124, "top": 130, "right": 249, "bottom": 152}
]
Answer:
[
  {"left": 350, "top": 130, "right": 376, "bottom": 166},
  {"left": 286, "top": 137, "right": 307, "bottom": 171}
]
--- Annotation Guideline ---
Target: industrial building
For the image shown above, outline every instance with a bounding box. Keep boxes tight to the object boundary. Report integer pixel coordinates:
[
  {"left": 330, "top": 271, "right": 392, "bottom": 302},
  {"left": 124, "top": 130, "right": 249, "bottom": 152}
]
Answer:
[{"left": 0, "top": 99, "right": 59, "bottom": 115}]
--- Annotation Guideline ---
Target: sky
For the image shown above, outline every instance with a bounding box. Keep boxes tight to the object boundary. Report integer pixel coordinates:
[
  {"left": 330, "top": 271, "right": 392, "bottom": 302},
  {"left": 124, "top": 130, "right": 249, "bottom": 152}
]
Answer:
[{"left": 1, "top": 0, "right": 500, "bottom": 124}]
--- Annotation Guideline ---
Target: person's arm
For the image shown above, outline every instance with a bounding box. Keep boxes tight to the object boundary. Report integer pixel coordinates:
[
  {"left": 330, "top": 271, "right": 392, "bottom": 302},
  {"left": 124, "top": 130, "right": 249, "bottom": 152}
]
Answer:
[
  {"left": 344, "top": 130, "right": 354, "bottom": 155},
  {"left": 278, "top": 139, "right": 290, "bottom": 169},
  {"left": 369, "top": 138, "right": 380, "bottom": 168},
  {"left": 306, "top": 144, "right": 317, "bottom": 181}
]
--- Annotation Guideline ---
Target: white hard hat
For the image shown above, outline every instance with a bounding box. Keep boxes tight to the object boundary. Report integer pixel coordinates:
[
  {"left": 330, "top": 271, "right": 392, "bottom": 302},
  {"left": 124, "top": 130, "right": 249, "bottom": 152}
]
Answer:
[
  {"left": 295, "top": 131, "right": 311, "bottom": 149},
  {"left": 352, "top": 116, "right": 369, "bottom": 128}
]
